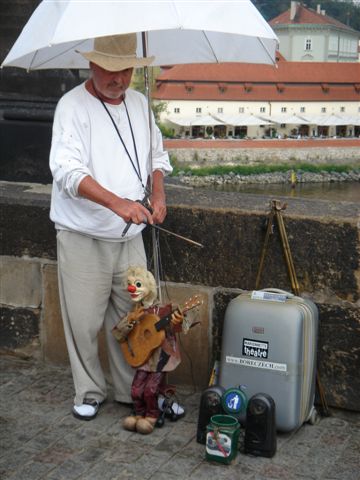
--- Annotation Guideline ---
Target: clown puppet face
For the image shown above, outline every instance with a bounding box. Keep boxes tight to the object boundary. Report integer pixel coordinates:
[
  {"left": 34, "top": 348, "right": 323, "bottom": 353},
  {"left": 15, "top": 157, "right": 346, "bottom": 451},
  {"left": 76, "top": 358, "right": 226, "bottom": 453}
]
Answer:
[{"left": 126, "top": 267, "right": 157, "bottom": 307}]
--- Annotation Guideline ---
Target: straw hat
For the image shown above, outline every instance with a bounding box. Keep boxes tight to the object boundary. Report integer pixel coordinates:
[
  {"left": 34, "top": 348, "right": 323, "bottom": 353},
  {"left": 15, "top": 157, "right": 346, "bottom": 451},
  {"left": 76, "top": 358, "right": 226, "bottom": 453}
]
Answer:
[{"left": 78, "top": 33, "right": 154, "bottom": 72}]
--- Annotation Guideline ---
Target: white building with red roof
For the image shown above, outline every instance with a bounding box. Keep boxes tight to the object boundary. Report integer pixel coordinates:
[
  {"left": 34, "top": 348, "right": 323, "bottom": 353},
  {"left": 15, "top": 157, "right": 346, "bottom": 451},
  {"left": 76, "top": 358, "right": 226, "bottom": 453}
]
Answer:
[
  {"left": 153, "top": 60, "right": 360, "bottom": 139},
  {"left": 152, "top": 3, "right": 360, "bottom": 139}
]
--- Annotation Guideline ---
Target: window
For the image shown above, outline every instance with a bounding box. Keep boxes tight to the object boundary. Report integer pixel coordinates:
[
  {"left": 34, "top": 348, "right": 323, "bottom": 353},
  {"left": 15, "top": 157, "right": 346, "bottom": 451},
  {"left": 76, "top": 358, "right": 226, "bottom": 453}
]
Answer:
[
  {"left": 218, "top": 107, "right": 223, "bottom": 113},
  {"left": 305, "top": 38, "right": 312, "bottom": 51},
  {"left": 340, "top": 107, "right": 345, "bottom": 112},
  {"left": 321, "top": 107, "right": 327, "bottom": 113},
  {"left": 329, "top": 35, "right": 338, "bottom": 52},
  {"left": 185, "top": 82, "right": 194, "bottom": 93},
  {"left": 300, "top": 107, "right": 306, "bottom": 113},
  {"left": 321, "top": 83, "right": 329, "bottom": 93},
  {"left": 281, "top": 107, "right": 287, "bottom": 113},
  {"left": 174, "top": 107, "right": 180, "bottom": 114},
  {"left": 196, "top": 107, "right": 202, "bottom": 114},
  {"left": 239, "top": 107, "right": 244, "bottom": 113},
  {"left": 340, "top": 37, "right": 353, "bottom": 54},
  {"left": 260, "top": 107, "right": 266, "bottom": 113}
]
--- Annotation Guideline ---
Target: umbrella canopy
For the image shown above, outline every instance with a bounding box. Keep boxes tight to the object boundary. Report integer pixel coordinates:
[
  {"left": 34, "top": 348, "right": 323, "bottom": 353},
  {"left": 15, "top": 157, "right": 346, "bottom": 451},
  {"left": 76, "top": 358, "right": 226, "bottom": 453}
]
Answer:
[
  {"left": 1, "top": 0, "right": 278, "bottom": 70},
  {"left": 167, "top": 117, "right": 194, "bottom": 127},
  {"left": 167, "top": 115, "right": 225, "bottom": 126},
  {"left": 316, "top": 114, "right": 350, "bottom": 126},
  {"left": 304, "top": 114, "right": 337, "bottom": 126},
  {"left": 344, "top": 115, "right": 360, "bottom": 126},
  {"left": 267, "top": 114, "right": 312, "bottom": 125},
  {"left": 213, "top": 114, "right": 273, "bottom": 126},
  {"left": 190, "top": 115, "right": 225, "bottom": 127}
]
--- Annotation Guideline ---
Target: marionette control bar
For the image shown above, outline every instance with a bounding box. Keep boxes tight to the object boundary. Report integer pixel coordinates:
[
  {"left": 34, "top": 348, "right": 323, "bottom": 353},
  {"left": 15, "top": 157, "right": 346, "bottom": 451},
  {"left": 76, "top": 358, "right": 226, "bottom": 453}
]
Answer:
[{"left": 121, "top": 196, "right": 152, "bottom": 238}]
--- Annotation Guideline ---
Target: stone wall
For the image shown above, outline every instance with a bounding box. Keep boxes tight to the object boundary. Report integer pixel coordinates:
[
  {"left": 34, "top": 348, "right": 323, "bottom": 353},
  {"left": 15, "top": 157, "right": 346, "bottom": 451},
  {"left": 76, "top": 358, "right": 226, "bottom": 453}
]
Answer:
[
  {"left": 168, "top": 146, "right": 360, "bottom": 167},
  {"left": 1, "top": 181, "right": 359, "bottom": 411}
]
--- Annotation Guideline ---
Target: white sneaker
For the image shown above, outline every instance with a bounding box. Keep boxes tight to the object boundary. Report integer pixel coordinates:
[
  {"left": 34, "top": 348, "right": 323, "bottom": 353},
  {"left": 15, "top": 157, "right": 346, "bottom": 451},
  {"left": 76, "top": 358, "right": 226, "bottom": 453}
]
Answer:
[
  {"left": 72, "top": 399, "right": 100, "bottom": 420},
  {"left": 158, "top": 396, "right": 185, "bottom": 418}
]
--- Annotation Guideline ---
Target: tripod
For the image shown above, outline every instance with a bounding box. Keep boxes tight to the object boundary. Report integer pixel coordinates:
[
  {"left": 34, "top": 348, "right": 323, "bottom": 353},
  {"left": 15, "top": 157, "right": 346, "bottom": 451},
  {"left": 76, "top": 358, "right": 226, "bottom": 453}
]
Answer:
[
  {"left": 255, "top": 199, "right": 299, "bottom": 294},
  {"left": 255, "top": 199, "right": 330, "bottom": 417}
]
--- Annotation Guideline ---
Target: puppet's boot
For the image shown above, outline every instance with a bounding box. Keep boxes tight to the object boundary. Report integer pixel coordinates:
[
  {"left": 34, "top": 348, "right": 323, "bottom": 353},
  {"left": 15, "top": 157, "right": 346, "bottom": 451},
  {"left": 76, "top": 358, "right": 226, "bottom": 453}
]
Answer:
[
  {"left": 136, "top": 416, "right": 157, "bottom": 435},
  {"left": 123, "top": 415, "right": 142, "bottom": 432}
]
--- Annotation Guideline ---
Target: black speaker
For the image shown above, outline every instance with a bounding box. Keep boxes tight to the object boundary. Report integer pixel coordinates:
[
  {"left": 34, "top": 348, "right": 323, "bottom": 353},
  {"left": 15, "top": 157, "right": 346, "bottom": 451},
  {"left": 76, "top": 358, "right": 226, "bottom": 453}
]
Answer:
[
  {"left": 244, "top": 393, "right": 277, "bottom": 458},
  {"left": 196, "top": 385, "right": 225, "bottom": 444}
]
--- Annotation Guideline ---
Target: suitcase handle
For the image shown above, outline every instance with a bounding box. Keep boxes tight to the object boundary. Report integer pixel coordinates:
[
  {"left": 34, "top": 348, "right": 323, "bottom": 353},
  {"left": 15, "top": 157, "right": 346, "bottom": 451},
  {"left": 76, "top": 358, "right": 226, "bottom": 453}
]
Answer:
[{"left": 259, "top": 288, "right": 294, "bottom": 299}]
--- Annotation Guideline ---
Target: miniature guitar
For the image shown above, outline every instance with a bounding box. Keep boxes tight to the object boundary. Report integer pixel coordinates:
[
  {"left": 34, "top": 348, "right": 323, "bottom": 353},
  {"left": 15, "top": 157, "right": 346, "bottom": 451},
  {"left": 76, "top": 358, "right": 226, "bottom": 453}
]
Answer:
[{"left": 120, "top": 296, "right": 202, "bottom": 368}]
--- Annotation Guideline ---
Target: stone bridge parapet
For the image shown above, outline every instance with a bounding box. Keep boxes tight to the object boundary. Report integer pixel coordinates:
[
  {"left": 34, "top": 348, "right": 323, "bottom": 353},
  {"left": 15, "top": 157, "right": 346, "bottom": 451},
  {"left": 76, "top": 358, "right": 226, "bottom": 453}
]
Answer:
[{"left": 1, "top": 181, "right": 359, "bottom": 411}]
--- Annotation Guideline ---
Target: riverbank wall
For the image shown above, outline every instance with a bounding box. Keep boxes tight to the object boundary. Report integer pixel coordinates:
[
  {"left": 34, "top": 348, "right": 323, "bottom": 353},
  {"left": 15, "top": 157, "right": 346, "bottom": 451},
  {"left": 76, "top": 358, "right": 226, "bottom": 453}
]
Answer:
[
  {"left": 164, "top": 138, "right": 360, "bottom": 167},
  {"left": 1, "top": 180, "right": 359, "bottom": 412}
]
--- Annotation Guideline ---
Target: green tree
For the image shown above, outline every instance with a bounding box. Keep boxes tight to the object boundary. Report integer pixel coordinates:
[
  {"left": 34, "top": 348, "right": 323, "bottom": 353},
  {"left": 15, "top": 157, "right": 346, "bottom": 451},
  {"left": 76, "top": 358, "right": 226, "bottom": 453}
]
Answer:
[
  {"left": 206, "top": 126, "right": 214, "bottom": 137},
  {"left": 251, "top": 0, "right": 289, "bottom": 21},
  {"left": 131, "top": 66, "right": 158, "bottom": 94},
  {"left": 130, "top": 67, "right": 168, "bottom": 123},
  {"left": 152, "top": 101, "right": 168, "bottom": 123}
]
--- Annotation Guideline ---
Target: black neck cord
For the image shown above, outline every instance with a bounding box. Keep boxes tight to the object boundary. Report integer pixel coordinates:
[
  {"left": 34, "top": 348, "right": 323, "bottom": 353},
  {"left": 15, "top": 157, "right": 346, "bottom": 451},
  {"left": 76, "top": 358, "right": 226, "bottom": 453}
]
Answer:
[{"left": 97, "top": 93, "right": 149, "bottom": 196}]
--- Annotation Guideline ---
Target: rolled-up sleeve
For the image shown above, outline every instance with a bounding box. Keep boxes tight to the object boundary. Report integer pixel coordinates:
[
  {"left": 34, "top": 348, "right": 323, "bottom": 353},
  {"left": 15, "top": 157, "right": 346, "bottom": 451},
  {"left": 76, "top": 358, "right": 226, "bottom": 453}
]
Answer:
[
  {"left": 50, "top": 98, "right": 91, "bottom": 198},
  {"left": 150, "top": 111, "right": 173, "bottom": 176}
]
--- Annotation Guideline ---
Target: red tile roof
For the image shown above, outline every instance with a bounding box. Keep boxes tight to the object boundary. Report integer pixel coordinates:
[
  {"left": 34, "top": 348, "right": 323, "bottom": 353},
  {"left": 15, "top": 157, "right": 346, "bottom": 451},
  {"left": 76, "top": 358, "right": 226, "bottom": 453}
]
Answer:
[
  {"left": 270, "top": 4, "right": 357, "bottom": 32},
  {"left": 153, "top": 62, "right": 360, "bottom": 102},
  {"left": 156, "top": 62, "right": 360, "bottom": 84}
]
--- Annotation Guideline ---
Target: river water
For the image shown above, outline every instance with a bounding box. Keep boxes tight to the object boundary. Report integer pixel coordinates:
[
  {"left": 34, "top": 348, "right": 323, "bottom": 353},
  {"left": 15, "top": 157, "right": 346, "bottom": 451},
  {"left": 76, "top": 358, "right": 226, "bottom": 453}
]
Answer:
[{"left": 209, "top": 181, "right": 360, "bottom": 202}]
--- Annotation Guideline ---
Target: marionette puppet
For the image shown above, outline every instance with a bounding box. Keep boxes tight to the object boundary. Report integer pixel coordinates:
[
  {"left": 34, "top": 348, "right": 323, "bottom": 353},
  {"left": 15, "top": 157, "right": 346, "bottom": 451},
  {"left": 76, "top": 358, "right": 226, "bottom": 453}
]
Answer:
[{"left": 112, "top": 266, "right": 200, "bottom": 435}]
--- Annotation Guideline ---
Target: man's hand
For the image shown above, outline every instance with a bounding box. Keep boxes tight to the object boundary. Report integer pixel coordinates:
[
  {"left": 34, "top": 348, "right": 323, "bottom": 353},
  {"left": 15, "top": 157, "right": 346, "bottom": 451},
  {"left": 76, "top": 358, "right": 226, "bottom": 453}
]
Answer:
[
  {"left": 112, "top": 197, "right": 154, "bottom": 225},
  {"left": 150, "top": 192, "right": 167, "bottom": 224},
  {"left": 77, "top": 175, "right": 154, "bottom": 225},
  {"left": 150, "top": 169, "right": 167, "bottom": 224}
]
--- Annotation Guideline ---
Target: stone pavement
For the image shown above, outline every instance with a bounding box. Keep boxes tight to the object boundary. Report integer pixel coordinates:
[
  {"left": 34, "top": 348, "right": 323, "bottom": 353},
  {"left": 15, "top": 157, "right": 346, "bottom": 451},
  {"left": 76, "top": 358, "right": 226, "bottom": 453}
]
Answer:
[{"left": 1, "top": 355, "right": 359, "bottom": 480}]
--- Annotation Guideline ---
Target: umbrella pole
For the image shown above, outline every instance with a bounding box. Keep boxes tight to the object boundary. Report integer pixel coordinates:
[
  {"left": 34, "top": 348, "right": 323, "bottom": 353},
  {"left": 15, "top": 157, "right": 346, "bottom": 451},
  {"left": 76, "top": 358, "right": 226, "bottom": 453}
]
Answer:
[{"left": 141, "top": 32, "right": 162, "bottom": 303}]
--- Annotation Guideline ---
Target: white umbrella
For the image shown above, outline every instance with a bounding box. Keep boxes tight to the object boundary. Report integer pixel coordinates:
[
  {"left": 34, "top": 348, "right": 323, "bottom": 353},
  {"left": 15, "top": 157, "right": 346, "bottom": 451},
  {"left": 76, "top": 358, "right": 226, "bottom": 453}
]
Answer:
[
  {"left": 167, "top": 117, "right": 194, "bottom": 127},
  {"left": 190, "top": 115, "right": 225, "bottom": 126},
  {"left": 1, "top": 0, "right": 278, "bottom": 297},
  {"left": 267, "top": 114, "right": 312, "bottom": 125},
  {"left": 306, "top": 114, "right": 346, "bottom": 126},
  {"left": 214, "top": 114, "right": 273, "bottom": 126},
  {"left": 318, "top": 114, "right": 348, "bottom": 126},
  {"left": 167, "top": 115, "right": 225, "bottom": 126},
  {"left": 1, "top": 0, "right": 278, "bottom": 70},
  {"left": 343, "top": 115, "right": 360, "bottom": 126}
]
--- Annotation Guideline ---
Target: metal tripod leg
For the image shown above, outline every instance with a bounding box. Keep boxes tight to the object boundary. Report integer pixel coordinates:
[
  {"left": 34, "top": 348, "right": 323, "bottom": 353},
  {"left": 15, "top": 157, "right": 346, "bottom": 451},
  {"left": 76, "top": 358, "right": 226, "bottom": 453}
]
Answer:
[
  {"left": 274, "top": 207, "right": 300, "bottom": 296},
  {"left": 255, "top": 208, "right": 275, "bottom": 290},
  {"left": 256, "top": 200, "right": 300, "bottom": 295}
]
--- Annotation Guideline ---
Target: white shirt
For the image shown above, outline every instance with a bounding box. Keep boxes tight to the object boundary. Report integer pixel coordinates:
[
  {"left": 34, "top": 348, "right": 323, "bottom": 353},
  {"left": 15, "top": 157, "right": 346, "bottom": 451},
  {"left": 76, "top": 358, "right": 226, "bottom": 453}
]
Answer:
[{"left": 49, "top": 83, "right": 172, "bottom": 240}]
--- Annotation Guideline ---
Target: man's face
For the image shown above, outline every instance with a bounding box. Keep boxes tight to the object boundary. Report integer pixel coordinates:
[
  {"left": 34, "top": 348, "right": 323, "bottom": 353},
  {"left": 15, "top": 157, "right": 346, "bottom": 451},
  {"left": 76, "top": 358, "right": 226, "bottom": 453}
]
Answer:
[{"left": 90, "top": 62, "right": 133, "bottom": 101}]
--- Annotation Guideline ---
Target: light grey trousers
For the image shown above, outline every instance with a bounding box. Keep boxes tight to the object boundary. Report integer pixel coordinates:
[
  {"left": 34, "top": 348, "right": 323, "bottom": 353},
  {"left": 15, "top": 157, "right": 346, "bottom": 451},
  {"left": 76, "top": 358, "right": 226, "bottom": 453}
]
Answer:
[{"left": 56, "top": 230, "right": 147, "bottom": 406}]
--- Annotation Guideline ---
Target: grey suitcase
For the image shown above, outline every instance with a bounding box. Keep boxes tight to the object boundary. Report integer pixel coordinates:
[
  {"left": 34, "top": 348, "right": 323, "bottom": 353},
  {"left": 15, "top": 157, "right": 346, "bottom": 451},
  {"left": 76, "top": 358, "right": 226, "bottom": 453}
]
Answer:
[{"left": 219, "top": 289, "right": 318, "bottom": 432}]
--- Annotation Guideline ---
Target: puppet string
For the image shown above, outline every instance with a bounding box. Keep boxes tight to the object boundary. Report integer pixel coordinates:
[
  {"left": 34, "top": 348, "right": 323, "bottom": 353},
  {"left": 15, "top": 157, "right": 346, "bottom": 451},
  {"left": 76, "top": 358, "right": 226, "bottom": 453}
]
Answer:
[{"left": 144, "top": 223, "right": 204, "bottom": 248}]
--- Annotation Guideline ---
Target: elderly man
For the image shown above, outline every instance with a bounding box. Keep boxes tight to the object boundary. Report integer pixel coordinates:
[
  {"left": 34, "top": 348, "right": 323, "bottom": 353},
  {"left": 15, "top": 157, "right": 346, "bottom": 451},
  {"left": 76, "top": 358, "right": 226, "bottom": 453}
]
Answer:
[{"left": 50, "top": 33, "right": 173, "bottom": 420}]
